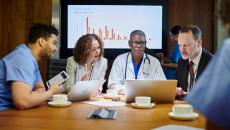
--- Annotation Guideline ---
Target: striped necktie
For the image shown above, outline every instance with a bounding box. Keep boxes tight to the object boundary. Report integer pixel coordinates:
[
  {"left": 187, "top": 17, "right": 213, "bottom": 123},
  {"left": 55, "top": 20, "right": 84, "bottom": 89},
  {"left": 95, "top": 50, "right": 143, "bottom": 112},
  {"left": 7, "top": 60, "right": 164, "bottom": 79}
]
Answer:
[{"left": 189, "top": 61, "right": 195, "bottom": 91}]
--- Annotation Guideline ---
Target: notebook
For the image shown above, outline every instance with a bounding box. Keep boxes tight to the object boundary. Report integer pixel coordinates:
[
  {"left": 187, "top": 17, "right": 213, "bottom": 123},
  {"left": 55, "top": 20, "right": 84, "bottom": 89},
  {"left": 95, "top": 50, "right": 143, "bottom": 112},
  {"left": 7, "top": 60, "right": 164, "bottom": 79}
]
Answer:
[
  {"left": 125, "top": 80, "right": 177, "bottom": 103},
  {"left": 67, "top": 80, "right": 106, "bottom": 101}
]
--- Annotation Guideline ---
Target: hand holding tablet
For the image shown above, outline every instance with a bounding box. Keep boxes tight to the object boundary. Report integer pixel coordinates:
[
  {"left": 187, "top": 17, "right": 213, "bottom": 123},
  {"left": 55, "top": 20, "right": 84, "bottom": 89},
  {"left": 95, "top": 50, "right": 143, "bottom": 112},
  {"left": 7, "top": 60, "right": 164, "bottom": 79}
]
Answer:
[{"left": 46, "top": 71, "right": 69, "bottom": 88}]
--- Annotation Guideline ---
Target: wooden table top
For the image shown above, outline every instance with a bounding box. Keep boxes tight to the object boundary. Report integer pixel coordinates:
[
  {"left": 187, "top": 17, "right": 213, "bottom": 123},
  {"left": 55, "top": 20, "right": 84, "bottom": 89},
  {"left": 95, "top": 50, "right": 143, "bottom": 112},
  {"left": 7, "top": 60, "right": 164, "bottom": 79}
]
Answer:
[{"left": 0, "top": 102, "right": 206, "bottom": 130}]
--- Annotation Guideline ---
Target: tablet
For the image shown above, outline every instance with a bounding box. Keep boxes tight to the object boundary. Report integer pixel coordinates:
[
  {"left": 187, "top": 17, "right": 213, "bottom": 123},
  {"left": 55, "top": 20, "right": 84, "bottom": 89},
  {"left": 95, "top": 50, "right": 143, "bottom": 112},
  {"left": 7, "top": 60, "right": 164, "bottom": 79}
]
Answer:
[{"left": 46, "top": 71, "right": 69, "bottom": 88}]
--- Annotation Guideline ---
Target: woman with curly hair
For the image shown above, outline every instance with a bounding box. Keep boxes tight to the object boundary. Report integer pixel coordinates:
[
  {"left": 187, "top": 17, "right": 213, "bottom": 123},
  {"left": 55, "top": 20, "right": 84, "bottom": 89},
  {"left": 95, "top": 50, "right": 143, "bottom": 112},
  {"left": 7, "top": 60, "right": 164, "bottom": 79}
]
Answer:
[{"left": 64, "top": 34, "right": 107, "bottom": 93}]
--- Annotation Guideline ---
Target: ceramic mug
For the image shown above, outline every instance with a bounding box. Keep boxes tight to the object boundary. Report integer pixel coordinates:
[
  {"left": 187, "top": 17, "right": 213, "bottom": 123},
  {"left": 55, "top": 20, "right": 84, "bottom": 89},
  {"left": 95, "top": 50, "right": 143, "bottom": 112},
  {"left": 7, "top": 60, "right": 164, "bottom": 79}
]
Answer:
[
  {"left": 172, "top": 104, "right": 193, "bottom": 115},
  {"left": 52, "top": 94, "right": 68, "bottom": 103},
  {"left": 135, "top": 96, "right": 151, "bottom": 106}
]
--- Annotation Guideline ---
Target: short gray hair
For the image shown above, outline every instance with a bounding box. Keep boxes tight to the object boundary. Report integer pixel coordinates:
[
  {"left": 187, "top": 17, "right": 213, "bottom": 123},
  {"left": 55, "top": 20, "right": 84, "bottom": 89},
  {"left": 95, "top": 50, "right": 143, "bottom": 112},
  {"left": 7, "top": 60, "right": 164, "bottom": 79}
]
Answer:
[{"left": 129, "top": 30, "right": 146, "bottom": 41}]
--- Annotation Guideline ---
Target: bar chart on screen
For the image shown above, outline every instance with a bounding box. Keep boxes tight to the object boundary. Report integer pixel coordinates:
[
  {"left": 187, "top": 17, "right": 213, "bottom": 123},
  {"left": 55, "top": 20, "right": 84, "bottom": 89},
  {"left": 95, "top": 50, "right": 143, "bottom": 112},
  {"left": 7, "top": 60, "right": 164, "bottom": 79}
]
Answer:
[{"left": 68, "top": 5, "right": 163, "bottom": 49}]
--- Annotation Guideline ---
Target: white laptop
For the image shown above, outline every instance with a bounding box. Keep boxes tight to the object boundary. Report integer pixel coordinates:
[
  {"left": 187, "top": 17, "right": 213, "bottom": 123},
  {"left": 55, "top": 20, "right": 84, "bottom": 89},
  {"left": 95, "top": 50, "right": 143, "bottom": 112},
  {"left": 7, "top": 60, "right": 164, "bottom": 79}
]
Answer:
[
  {"left": 67, "top": 80, "right": 106, "bottom": 101},
  {"left": 125, "top": 80, "right": 177, "bottom": 103}
]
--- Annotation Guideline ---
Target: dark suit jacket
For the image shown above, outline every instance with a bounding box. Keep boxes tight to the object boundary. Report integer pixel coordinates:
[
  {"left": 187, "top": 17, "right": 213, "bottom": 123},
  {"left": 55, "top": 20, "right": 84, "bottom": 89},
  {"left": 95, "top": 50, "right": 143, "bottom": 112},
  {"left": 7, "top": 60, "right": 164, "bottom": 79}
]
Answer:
[{"left": 175, "top": 49, "right": 213, "bottom": 92}]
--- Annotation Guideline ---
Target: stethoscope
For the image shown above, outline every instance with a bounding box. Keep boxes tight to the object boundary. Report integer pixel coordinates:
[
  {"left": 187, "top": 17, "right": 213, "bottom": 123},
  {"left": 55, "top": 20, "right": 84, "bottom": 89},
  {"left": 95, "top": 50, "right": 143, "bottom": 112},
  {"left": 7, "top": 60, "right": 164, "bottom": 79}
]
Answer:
[{"left": 124, "top": 52, "right": 150, "bottom": 79}]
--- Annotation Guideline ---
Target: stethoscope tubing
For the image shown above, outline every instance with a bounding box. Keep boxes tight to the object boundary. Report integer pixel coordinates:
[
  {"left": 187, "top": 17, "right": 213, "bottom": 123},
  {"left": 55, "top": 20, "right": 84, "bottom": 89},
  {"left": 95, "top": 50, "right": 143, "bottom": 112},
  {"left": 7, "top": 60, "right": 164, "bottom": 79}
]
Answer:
[{"left": 124, "top": 52, "right": 150, "bottom": 79}]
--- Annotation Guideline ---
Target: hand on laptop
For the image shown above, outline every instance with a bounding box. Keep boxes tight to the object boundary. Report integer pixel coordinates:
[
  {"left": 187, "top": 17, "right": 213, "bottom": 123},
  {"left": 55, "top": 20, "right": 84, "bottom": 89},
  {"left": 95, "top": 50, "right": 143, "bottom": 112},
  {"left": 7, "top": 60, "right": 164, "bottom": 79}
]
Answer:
[{"left": 176, "top": 87, "right": 188, "bottom": 96}]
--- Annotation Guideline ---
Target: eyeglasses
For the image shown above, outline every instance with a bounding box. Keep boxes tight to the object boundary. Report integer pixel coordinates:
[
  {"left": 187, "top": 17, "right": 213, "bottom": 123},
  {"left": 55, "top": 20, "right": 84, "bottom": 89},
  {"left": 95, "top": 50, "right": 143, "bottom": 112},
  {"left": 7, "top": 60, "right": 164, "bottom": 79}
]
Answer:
[{"left": 131, "top": 41, "right": 146, "bottom": 47}]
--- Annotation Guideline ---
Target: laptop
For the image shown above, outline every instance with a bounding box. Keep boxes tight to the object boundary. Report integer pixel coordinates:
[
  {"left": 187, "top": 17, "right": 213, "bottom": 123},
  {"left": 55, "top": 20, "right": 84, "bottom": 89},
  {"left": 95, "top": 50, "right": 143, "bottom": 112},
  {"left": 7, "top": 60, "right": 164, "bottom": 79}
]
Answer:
[
  {"left": 125, "top": 80, "right": 177, "bottom": 103},
  {"left": 67, "top": 80, "right": 106, "bottom": 101}
]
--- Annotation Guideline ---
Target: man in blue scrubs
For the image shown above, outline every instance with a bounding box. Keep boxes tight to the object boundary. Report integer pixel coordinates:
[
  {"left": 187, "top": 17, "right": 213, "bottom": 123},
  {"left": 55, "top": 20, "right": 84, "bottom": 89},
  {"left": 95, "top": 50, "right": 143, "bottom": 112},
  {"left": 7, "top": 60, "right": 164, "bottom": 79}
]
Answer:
[
  {"left": 0, "top": 23, "right": 63, "bottom": 111},
  {"left": 156, "top": 25, "right": 182, "bottom": 79}
]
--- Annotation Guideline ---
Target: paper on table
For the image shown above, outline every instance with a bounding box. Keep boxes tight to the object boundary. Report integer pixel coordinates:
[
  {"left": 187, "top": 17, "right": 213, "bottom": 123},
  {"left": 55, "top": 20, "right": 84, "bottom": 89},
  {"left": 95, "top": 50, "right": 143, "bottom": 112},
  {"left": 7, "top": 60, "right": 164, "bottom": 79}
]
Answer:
[
  {"left": 152, "top": 125, "right": 204, "bottom": 130},
  {"left": 67, "top": 80, "right": 106, "bottom": 101},
  {"left": 83, "top": 100, "right": 126, "bottom": 107}
]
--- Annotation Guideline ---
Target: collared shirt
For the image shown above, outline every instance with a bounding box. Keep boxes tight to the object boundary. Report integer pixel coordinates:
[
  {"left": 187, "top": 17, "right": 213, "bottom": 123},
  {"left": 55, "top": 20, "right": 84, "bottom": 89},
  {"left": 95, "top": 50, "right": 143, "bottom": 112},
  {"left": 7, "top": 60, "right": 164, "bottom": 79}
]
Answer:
[
  {"left": 64, "top": 56, "right": 108, "bottom": 93},
  {"left": 131, "top": 56, "right": 143, "bottom": 79},
  {"left": 187, "top": 47, "right": 202, "bottom": 91},
  {"left": 186, "top": 38, "right": 230, "bottom": 129}
]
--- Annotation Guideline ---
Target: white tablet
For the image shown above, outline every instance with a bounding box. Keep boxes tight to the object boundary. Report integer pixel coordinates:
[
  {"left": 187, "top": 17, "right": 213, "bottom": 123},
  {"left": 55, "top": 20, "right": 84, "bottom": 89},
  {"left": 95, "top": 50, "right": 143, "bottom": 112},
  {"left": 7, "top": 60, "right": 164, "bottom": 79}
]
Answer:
[{"left": 46, "top": 71, "right": 69, "bottom": 88}]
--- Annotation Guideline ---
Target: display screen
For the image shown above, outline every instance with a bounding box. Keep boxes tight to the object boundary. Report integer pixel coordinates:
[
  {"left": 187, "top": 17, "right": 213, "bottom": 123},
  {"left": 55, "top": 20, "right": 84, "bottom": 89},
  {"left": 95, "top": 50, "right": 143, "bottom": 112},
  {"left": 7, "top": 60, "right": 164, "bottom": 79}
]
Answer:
[
  {"left": 67, "top": 5, "right": 163, "bottom": 49},
  {"left": 60, "top": 0, "right": 167, "bottom": 59}
]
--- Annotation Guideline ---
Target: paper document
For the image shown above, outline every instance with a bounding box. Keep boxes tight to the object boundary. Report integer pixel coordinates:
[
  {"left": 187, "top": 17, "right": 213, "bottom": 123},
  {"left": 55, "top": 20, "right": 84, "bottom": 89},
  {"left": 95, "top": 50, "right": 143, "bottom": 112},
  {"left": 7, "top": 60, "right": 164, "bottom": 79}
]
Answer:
[
  {"left": 67, "top": 80, "right": 106, "bottom": 101},
  {"left": 152, "top": 125, "right": 204, "bottom": 130},
  {"left": 83, "top": 100, "right": 126, "bottom": 107}
]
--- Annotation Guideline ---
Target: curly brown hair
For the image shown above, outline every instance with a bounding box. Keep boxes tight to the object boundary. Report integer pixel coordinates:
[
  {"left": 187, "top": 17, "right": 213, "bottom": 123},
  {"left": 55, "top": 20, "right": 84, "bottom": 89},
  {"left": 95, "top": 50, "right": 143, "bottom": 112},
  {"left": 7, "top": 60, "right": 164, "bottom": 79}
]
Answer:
[
  {"left": 219, "top": 0, "right": 230, "bottom": 28},
  {"left": 73, "top": 34, "right": 104, "bottom": 65}
]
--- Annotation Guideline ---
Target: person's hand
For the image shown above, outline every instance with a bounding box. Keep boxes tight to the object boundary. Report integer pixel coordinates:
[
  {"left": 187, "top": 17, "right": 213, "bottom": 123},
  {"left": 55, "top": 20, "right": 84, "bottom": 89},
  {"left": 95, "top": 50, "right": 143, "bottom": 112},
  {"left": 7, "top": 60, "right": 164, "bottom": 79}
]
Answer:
[
  {"left": 48, "top": 83, "right": 63, "bottom": 95},
  {"left": 81, "top": 72, "right": 90, "bottom": 81},
  {"left": 176, "top": 87, "right": 188, "bottom": 96},
  {"left": 118, "top": 89, "right": 125, "bottom": 95}
]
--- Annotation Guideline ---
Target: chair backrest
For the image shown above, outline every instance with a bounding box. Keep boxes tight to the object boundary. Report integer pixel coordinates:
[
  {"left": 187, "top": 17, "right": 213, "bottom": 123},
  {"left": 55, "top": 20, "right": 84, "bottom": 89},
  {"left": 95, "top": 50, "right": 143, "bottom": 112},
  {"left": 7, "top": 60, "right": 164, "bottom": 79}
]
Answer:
[{"left": 47, "top": 58, "right": 67, "bottom": 81}]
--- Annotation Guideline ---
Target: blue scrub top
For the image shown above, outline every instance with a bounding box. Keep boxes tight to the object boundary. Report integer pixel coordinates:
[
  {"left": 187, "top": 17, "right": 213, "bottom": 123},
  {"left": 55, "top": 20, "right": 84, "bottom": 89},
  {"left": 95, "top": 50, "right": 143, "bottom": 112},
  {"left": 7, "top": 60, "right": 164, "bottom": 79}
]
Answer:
[
  {"left": 165, "top": 43, "right": 181, "bottom": 79},
  {"left": 0, "top": 44, "right": 41, "bottom": 111}
]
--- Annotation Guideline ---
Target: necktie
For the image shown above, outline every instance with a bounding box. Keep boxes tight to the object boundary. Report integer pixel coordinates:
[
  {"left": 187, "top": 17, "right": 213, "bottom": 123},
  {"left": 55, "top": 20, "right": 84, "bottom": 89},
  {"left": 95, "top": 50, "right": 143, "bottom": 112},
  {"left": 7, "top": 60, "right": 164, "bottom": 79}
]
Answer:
[{"left": 189, "top": 61, "right": 195, "bottom": 91}]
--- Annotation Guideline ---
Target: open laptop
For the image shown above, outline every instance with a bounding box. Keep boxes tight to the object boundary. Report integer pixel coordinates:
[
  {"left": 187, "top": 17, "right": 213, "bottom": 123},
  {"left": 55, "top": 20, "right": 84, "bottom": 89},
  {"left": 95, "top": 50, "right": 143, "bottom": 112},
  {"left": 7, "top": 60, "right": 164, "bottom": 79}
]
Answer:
[
  {"left": 125, "top": 80, "right": 177, "bottom": 103},
  {"left": 67, "top": 80, "right": 106, "bottom": 101}
]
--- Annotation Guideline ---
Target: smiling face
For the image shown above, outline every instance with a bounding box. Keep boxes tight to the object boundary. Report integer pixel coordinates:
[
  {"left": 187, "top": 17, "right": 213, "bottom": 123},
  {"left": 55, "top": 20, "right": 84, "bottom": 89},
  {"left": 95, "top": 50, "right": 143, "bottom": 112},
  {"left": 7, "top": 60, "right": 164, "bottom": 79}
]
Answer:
[
  {"left": 40, "top": 34, "right": 58, "bottom": 60},
  {"left": 129, "top": 35, "right": 146, "bottom": 58},
  {"left": 178, "top": 31, "right": 202, "bottom": 60},
  {"left": 87, "top": 39, "right": 101, "bottom": 63}
]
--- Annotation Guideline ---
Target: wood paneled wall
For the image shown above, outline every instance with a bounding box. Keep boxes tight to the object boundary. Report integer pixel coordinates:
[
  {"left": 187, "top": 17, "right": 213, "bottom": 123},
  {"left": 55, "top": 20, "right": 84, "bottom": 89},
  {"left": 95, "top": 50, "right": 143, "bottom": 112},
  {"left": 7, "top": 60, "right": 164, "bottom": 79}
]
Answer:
[
  {"left": 167, "top": 0, "right": 215, "bottom": 56},
  {"left": 0, "top": 0, "right": 52, "bottom": 81}
]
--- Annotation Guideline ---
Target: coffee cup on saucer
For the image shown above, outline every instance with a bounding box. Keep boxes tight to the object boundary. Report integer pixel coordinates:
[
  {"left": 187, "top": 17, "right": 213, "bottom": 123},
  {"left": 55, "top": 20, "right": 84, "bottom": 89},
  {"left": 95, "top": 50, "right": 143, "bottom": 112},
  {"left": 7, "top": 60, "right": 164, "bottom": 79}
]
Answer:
[
  {"left": 169, "top": 104, "right": 199, "bottom": 120},
  {"left": 135, "top": 96, "right": 151, "bottom": 106},
  {"left": 52, "top": 94, "right": 68, "bottom": 103},
  {"left": 172, "top": 104, "right": 193, "bottom": 115}
]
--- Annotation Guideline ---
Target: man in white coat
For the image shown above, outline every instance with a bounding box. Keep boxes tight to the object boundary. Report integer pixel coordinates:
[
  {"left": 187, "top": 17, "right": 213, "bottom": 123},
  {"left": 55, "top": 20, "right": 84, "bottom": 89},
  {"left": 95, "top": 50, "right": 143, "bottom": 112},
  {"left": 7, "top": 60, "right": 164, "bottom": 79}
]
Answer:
[{"left": 108, "top": 30, "right": 166, "bottom": 94}]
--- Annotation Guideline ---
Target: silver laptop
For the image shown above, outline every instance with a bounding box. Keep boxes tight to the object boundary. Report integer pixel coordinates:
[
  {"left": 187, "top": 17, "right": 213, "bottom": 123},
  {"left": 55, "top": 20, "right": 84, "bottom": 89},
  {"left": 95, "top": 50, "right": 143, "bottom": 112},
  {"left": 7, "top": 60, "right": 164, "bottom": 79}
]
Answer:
[
  {"left": 125, "top": 80, "right": 177, "bottom": 103},
  {"left": 67, "top": 80, "right": 106, "bottom": 101}
]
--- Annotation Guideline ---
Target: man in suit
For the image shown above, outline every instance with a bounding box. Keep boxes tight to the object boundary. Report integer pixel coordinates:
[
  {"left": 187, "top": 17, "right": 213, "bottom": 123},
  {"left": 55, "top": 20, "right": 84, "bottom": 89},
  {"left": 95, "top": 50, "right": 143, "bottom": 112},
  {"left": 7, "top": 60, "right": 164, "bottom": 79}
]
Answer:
[{"left": 175, "top": 25, "right": 213, "bottom": 97}]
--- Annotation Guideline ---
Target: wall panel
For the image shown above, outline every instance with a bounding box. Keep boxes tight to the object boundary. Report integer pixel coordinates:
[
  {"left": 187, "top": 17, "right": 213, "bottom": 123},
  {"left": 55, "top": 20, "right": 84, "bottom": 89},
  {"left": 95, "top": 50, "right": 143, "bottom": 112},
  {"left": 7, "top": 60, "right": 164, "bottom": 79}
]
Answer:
[{"left": 0, "top": 0, "right": 52, "bottom": 81}]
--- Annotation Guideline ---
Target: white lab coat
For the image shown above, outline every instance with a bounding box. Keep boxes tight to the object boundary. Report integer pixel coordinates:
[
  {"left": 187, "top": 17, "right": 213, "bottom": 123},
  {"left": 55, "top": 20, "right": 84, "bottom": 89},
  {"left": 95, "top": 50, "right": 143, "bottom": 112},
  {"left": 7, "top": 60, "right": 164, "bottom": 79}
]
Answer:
[{"left": 108, "top": 52, "right": 166, "bottom": 91}]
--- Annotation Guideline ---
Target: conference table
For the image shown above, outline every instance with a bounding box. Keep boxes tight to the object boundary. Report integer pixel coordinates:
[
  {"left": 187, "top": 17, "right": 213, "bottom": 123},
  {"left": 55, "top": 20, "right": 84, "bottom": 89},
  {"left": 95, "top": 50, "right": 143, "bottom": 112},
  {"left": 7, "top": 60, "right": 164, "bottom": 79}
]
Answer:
[{"left": 0, "top": 101, "right": 206, "bottom": 130}]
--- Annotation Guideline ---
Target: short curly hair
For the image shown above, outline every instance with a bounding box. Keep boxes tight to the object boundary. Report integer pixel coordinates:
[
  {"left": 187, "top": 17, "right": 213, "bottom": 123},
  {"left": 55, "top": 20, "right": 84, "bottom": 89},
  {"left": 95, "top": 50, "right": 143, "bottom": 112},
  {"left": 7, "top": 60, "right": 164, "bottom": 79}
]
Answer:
[
  {"left": 218, "top": 0, "right": 230, "bottom": 33},
  {"left": 28, "top": 23, "right": 59, "bottom": 43},
  {"left": 73, "top": 34, "right": 104, "bottom": 65}
]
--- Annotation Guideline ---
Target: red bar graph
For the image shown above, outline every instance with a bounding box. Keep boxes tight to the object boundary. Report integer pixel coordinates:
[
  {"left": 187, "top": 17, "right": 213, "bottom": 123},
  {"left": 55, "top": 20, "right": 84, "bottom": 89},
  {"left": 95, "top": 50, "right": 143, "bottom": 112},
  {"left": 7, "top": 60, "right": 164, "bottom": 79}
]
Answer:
[{"left": 86, "top": 17, "right": 128, "bottom": 40}]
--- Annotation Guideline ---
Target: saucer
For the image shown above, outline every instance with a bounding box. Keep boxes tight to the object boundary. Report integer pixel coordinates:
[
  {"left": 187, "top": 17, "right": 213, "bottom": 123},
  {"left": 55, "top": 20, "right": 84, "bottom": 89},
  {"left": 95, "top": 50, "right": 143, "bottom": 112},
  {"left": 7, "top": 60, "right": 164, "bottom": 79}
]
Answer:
[
  {"left": 48, "top": 101, "right": 72, "bottom": 107},
  {"left": 168, "top": 112, "right": 199, "bottom": 120},
  {"left": 103, "top": 94, "right": 120, "bottom": 99},
  {"left": 131, "top": 103, "right": 155, "bottom": 109}
]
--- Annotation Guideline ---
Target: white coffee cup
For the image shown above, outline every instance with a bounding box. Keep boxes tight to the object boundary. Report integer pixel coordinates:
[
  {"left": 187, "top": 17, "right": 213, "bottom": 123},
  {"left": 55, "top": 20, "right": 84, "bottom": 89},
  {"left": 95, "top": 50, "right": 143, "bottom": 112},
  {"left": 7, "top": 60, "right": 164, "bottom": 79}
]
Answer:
[
  {"left": 52, "top": 94, "right": 68, "bottom": 103},
  {"left": 135, "top": 96, "right": 151, "bottom": 106},
  {"left": 172, "top": 104, "right": 193, "bottom": 115}
]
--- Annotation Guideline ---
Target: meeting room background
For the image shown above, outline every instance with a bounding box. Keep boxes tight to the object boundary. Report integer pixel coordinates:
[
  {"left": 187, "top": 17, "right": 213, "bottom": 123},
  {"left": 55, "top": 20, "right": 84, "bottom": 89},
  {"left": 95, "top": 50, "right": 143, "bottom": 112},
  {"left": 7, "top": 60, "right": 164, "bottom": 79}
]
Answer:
[{"left": 0, "top": 0, "right": 227, "bottom": 81}]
